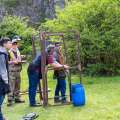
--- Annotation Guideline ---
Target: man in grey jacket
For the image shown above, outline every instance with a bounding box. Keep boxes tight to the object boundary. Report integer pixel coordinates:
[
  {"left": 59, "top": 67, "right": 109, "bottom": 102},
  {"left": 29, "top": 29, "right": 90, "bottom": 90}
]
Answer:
[{"left": 0, "top": 37, "right": 12, "bottom": 120}]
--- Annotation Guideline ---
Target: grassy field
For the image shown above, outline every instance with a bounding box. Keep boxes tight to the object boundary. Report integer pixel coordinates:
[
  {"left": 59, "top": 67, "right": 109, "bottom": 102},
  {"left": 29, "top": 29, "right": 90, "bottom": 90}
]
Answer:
[{"left": 3, "top": 64, "right": 120, "bottom": 120}]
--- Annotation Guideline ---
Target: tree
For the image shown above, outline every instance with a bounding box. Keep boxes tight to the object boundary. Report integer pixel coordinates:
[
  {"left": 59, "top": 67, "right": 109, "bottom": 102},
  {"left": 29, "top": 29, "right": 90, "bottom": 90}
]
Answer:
[
  {"left": 0, "top": 15, "right": 36, "bottom": 54},
  {"left": 42, "top": 0, "right": 120, "bottom": 75}
]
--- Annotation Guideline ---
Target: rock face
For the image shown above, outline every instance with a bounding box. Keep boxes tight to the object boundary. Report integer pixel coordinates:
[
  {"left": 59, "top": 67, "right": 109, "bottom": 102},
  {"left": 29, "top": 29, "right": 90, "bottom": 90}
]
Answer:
[
  {"left": 0, "top": 5, "right": 6, "bottom": 21},
  {"left": 0, "top": 0, "right": 65, "bottom": 25},
  {"left": 55, "top": 0, "right": 65, "bottom": 8}
]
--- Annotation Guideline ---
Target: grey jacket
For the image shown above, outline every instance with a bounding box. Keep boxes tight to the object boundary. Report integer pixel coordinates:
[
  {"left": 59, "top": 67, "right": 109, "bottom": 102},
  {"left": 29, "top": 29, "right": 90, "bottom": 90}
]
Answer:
[{"left": 0, "top": 46, "right": 8, "bottom": 84}]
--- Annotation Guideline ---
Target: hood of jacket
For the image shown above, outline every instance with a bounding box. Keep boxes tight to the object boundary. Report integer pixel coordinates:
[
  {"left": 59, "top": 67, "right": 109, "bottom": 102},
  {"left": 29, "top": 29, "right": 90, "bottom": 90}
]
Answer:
[{"left": 0, "top": 46, "right": 7, "bottom": 53}]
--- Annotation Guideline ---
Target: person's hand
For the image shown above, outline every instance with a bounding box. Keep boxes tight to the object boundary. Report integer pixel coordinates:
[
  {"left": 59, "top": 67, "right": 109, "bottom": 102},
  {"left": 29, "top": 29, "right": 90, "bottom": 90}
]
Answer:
[
  {"left": 64, "top": 65, "right": 70, "bottom": 69},
  {"left": 13, "top": 61, "right": 18, "bottom": 64},
  {"left": 21, "top": 60, "right": 27, "bottom": 63},
  {"left": 17, "top": 60, "right": 22, "bottom": 63}
]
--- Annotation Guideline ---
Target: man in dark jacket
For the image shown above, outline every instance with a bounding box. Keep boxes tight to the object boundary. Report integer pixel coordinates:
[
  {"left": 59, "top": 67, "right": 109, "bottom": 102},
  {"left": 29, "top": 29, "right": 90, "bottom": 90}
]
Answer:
[{"left": 0, "top": 37, "right": 12, "bottom": 120}]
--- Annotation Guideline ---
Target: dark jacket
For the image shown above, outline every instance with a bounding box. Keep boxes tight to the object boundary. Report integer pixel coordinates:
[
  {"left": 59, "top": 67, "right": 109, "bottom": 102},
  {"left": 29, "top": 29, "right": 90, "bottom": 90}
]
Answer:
[
  {"left": 0, "top": 47, "right": 9, "bottom": 84},
  {"left": 28, "top": 54, "right": 42, "bottom": 79},
  {"left": 0, "top": 46, "right": 10, "bottom": 95}
]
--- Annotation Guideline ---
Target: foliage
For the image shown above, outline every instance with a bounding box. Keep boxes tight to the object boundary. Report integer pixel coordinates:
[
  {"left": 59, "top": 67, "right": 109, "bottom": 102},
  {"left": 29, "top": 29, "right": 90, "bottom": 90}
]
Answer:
[
  {"left": 1, "top": 0, "right": 17, "bottom": 7},
  {"left": 41, "top": 0, "right": 120, "bottom": 76},
  {"left": 0, "top": 15, "right": 36, "bottom": 54}
]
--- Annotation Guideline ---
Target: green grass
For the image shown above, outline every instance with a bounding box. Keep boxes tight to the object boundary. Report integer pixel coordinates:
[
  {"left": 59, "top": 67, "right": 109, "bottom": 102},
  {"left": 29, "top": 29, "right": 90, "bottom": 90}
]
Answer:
[{"left": 3, "top": 65, "right": 120, "bottom": 120}]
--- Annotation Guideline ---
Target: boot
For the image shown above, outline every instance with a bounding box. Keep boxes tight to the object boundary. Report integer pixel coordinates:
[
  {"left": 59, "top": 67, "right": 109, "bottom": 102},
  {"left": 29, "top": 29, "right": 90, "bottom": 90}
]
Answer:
[
  {"left": 15, "top": 99, "right": 25, "bottom": 103},
  {"left": 61, "top": 96, "right": 68, "bottom": 104},
  {"left": 7, "top": 100, "right": 13, "bottom": 107},
  {"left": 54, "top": 96, "right": 61, "bottom": 103}
]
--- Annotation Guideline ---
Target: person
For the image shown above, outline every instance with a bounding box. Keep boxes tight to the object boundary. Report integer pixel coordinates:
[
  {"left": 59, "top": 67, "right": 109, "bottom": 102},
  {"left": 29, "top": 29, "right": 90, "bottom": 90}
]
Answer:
[
  {"left": 7, "top": 36, "right": 24, "bottom": 106},
  {"left": 27, "top": 44, "right": 69, "bottom": 107},
  {"left": 53, "top": 42, "right": 67, "bottom": 103},
  {"left": 0, "top": 37, "right": 12, "bottom": 120}
]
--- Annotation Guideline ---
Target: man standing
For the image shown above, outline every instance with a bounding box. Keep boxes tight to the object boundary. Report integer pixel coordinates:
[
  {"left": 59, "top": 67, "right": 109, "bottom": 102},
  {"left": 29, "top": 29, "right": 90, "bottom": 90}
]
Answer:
[
  {"left": 53, "top": 42, "right": 67, "bottom": 103},
  {"left": 7, "top": 36, "right": 24, "bottom": 106},
  {"left": 0, "top": 37, "right": 12, "bottom": 120}
]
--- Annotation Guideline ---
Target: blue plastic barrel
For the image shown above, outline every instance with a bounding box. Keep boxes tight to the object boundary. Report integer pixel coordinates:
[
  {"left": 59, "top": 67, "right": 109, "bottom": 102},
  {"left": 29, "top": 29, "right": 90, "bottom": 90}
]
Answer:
[{"left": 71, "top": 84, "right": 85, "bottom": 106}]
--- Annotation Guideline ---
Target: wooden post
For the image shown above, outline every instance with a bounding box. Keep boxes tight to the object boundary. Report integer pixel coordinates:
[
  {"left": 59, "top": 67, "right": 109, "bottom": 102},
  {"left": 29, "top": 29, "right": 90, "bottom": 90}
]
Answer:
[
  {"left": 40, "top": 32, "right": 48, "bottom": 106},
  {"left": 38, "top": 80, "right": 43, "bottom": 102},
  {"left": 32, "top": 36, "right": 36, "bottom": 59},
  {"left": 76, "top": 31, "right": 82, "bottom": 84},
  {"left": 32, "top": 35, "right": 43, "bottom": 103},
  {"left": 62, "top": 34, "right": 72, "bottom": 101},
  {"left": 61, "top": 34, "right": 68, "bottom": 64}
]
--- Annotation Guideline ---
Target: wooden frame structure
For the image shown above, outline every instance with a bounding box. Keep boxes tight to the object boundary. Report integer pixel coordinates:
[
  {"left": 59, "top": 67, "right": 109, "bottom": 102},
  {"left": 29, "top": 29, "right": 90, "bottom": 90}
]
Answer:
[{"left": 32, "top": 31, "right": 82, "bottom": 107}]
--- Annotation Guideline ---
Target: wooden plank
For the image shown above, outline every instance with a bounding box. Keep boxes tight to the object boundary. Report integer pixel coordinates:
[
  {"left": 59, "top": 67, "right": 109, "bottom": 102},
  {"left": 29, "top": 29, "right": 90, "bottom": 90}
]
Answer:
[{"left": 40, "top": 32, "right": 48, "bottom": 106}]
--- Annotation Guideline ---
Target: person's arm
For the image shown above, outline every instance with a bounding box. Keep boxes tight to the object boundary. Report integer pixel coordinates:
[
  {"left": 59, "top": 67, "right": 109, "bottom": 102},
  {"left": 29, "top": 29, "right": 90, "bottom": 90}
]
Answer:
[
  {"left": 9, "top": 60, "right": 19, "bottom": 64},
  {"left": 8, "top": 51, "right": 19, "bottom": 64},
  {"left": 49, "top": 60, "right": 69, "bottom": 70},
  {"left": 50, "top": 62, "right": 63, "bottom": 68},
  {"left": 17, "top": 49, "right": 22, "bottom": 63},
  {"left": 48, "top": 54, "right": 69, "bottom": 70},
  {"left": 0, "top": 55, "right": 8, "bottom": 84}
]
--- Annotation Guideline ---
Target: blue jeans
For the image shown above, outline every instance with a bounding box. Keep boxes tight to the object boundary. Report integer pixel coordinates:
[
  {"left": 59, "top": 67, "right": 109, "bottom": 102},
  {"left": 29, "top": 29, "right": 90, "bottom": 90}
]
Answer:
[
  {"left": 28, "top": 70, "right": 40, "bottom": 106},
  {"left": 55, "top": 79, "right": 66, "bottom": 100},
  {"left": 0, "top": 95, "right": 5, "bottom": 120}
]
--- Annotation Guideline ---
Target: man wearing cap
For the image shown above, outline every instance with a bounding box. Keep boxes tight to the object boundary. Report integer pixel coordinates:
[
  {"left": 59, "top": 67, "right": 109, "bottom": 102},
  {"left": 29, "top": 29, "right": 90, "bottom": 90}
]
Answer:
[
  {"left": 27, "top": 44, "right": 69, "bottom": 107},
  {"left": 7, "top": 36, "right": 24, "bottom": 106}
]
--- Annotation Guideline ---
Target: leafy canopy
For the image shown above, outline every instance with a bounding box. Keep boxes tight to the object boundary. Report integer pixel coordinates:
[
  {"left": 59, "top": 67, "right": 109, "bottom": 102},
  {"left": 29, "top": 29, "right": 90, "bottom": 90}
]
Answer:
[{"left": 42, "top": 0, "right": 120, "bottom": 75}]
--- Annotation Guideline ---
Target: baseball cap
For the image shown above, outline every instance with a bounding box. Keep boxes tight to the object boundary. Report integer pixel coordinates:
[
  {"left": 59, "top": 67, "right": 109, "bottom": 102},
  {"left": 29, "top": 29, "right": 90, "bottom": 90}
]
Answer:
[{"left": 12, "top": 35, "right": 21, "bottom": 43}]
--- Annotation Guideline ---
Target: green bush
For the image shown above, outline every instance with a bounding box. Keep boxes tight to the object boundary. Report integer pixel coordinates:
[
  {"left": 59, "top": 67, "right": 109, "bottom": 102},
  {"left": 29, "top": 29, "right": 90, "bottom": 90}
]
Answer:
[
  {"left": 41, "top": 0, "right": 120, "bottom": 76},
  {"left": 0, "top": 15, "right": 36, "bottom": 54},
  {"left": 1, "top": 0, "right": 18, "bottom": 8}
]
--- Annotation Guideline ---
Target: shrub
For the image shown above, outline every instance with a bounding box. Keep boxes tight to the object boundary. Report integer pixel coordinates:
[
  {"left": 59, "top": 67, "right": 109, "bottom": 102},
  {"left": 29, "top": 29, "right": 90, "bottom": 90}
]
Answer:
[
  {"left": 41, "top": 0, "right": 120, "bottom": 76},
  {"left": 0, "top": 15, "right": 36, "bottom": 54}
]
